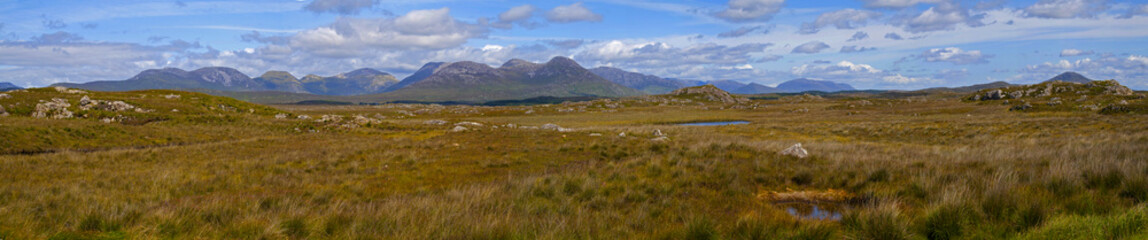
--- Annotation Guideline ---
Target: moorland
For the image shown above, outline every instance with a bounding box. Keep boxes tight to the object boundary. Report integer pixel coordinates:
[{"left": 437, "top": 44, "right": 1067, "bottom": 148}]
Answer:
[{"left": 1, "top": 75, "right": 1147, "bottom": 239}]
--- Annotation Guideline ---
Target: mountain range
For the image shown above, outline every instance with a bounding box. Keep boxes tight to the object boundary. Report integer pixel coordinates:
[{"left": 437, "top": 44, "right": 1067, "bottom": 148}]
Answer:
[
  {"left": 375, "top": 57, "right": 644, "bottom": 102},
  {"left": 0, "top": 82, "right": 21, "bottom": 91}
]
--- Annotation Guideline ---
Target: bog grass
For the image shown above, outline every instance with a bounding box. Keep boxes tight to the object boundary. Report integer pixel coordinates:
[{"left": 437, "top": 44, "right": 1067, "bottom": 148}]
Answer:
[{"left": 0, "top": 88, "right": 1146, "bottom": 239}]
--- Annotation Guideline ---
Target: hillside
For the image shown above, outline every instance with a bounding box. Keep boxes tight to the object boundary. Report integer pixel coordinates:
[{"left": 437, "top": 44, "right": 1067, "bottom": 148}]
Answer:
[
  {"left": 301, "top": 68, "right": 399, "bottom": 95},
  {"left": 732, "top": 83, "right": 781, "bottom": 94},
  {"left": 589, "top": 67, "right": 688, "bottom": 94},
  {"left": 373, "top": 57, "right": 645, "bottom": 102}
]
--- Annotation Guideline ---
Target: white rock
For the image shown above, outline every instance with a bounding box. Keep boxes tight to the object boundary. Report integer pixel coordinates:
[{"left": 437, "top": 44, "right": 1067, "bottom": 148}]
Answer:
[
  {"left": 651, "top": 136, "right": 670, "bottom": 142},
  {"left": 0, "top": 93, "right": 10, "bottom": 99},
  {"left": 424, "top": 119, "right": 448, "bottom": 125},
  {"left": 455, "top": 121, "right": 483, "bottom": 127},
  {"left": 780, "top": 143, "right": 809, "bottom": 158},
  {"left": 653, "top": 129, "right": 665, "bottom": 137},
  {"left": 451, "top": 126, "right": 469, "bottom": 132},
  {"left": 589, "top": 133, "right": 603, "bottom": 137},
  {"left": 164, "top": 94, "right": 181, "bottom": 99},
  {"left": 619, "top": 132, "right": 627, "bottom": 137},
  {"left": 275, "top": 113, "right": 288, "bottom": 119}
]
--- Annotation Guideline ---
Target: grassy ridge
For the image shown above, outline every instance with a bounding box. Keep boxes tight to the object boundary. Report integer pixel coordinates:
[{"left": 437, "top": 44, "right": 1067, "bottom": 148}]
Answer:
[{"left": 1, "top": 88, "right": 1147, "bottom": 239}]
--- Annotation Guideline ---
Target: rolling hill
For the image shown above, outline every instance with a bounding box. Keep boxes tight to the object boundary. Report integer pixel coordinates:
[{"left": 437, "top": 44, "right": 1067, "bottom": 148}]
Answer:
[{"left": 589, "top": 67, "right": 688, "bottom": 94}]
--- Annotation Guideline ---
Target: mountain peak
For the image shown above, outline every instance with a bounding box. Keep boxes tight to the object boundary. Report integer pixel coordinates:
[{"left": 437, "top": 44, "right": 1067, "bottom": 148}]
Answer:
[
  {"left": 190, "top": 67, "right": 252, "bottom": 87},
  {"left": 259, "top": 70, "right": 296, "bottom": 80},
  {"left": 545, "top": 56, "right": 582, "bottom": 68},
  {"left": 501, "top": 59, "right": 538, "bottom": 68},
  {"left": 1044, "top": 71, "right": 1092, "bottom": 84}
]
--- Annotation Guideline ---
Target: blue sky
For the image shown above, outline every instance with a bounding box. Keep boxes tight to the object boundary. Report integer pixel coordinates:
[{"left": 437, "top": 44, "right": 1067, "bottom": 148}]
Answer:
[{"left": 2, "top": 0, "right": 1147, "bottom": 90}]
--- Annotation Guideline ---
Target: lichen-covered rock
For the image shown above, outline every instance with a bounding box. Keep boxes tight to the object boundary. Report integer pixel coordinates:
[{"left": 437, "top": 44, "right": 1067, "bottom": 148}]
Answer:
[
  {"left": 164, "top": 94, "right": 181, "bottom": 99},
  {"left": 316, "top": 115, "right": 343, "bottom": 123},
  {"left": 275, "top": 113, "right": 288, "bottom": 119},
  {"left": 424, "top": 119, "right": 448, "bottom": 125},
  {"left": 33, "top": 98, "right": 73, "bottom": 119},
  {"left": 653, "top": 129, "right": 665, "bottom": 137},
  {"left": 0, "top": 93, "right": 11, "bottom": 99},
  {"left": 780, "top": 143, "right": 808, "bottom": 158},
  {"left": 451, "top": 126, "right": 468, "bottom": 132}
]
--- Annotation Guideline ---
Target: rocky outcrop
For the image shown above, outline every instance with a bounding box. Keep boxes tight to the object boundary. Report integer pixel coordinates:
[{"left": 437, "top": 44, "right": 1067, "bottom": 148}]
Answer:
[
  {"left": 669, "top": 84, "right": 748, "bottom": 103},
  {"left": 32, "top": 98, "right": 73, "bottom": 119}
]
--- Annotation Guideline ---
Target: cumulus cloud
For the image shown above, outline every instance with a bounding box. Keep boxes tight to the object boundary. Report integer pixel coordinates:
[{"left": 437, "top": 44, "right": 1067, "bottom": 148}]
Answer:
[
  {"left": 546, "top": 2, "right": 603, "bottom": 23},
  {"left": 799, "top": 9, "right": 882, "bottom": 34},
  {"left": 882, "top": 74, "right": 927, "bottom": 83},
  {"left": 1060, "top": 49, "right": 1094, "bottom": 57},
  {"left": 289, "top": 8, "right": 487, "bottom": 57},
  {"left": 1024, "top": 0, "right": 1108, "bottom": 19},
  {"left": 1022, "top": 55, "right": 1148, "bottom": 87},
  {"left": 884, "top": 32, "right": 904, "bottom": 40},
  {"left": 791, "top": 41, "right": 830, "bottom": 54},
  {"left": 848, "top": 31, "right": 870, "bottom": 41},
  {"left": 895, "top": 2, "right": 985, "bottom": 33},
  {"left": 492, "top": 5, "right": 541, "bottom": 29},
  {"left": 840, "top": 46, "right": 877, "bottom": 53},
  {"left": 860, "top": 0, "right": 945, "bottom": 9},
  {"left": 718, "top": 25, "right": 764, "bottom": 38},
  {"left": 792, "top": 61, "right": 882, "bottom": 78},
  {"left": 304, "top": 0, "right": 377, "bottom": 15},
  {"left": 713, "top": 0, "right": 786, "bottom": 22},
  {"left": 577, "top": 41, "right": 770, "bottom": 68},
  {"left": 916, "top": 47, "right": 991, "bottom": 64}
]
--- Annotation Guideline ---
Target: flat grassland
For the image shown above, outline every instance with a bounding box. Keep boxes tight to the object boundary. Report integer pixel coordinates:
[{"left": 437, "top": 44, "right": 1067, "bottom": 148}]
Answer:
[{"left": 1, "top": 88, "right": 1146, "bottom": 239}]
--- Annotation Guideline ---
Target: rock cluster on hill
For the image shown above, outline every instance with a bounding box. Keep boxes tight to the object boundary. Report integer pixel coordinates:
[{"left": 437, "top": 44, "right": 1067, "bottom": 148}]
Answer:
[{"left": 669, "top": 84, "right": 749, "bottom": 104}]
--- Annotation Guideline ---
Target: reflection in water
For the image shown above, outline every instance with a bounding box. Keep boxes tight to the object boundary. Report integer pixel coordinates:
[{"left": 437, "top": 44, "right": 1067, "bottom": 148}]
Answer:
[
  {"left": 779, "top": 202, "right": 844, "bottom": 221},
  {"left": 677, "top": 121, "right": 750, "bottom": 126}
]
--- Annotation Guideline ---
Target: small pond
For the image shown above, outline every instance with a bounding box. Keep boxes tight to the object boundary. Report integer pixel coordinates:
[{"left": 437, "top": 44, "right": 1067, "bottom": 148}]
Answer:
[
  {"left": 677, "top": 121, "right": 750, "bottom": 126},
  {"left": 777, "top": 202, "right": 845, "bottom": 221}
]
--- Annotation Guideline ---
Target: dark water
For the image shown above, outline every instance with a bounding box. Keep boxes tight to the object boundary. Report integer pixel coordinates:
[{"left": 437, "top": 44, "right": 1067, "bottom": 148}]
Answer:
[
  {"left": 677, "top": 121, "right": 750, "bottom": 126},
  {"left": 779, "top": 202, "right": 844, "bottom": 221}
]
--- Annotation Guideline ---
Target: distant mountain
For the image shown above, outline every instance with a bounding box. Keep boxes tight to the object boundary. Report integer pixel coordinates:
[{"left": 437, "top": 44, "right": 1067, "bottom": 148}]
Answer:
[
  {"left": 54, "top": 67, "right": 398, "bottom": 95},
  {"left": 922, "top": 81, "right": 1015, "bottom": 93},
  {"left": 1043, "top": 72, "right": 1093, "bottom": 84},
  {"left": 54, "top": 67, "right": 261, "bottom": 92},
  {"left": 777, "top": 78, "right": 855, "bottom": 92},
  {"left": 301, "top": 68, "right": 398, "bottom": 95},
  {"left": 732, "top": 83, "right": 781, "bottom": 94},
  {"left": 707, "top": 80, "right": 751, "bottom": 93},
  {"left": 1, "top": 82, "right": 21, "bottom": 91},
  {"left": 376, "top": 57, "right": 645, "bottom": 102},
  {"left": 589, "top": 67, "right": 688, "bottom": 94}
]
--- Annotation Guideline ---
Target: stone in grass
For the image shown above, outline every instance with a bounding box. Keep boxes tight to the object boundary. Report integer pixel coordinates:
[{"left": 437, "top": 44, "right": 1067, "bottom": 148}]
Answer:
[
  {"left": 780, "top": 143, "right": 808, "bottom": 158},
  {"left": 451, "top": 126, "right": 468, "bottom": 132}
]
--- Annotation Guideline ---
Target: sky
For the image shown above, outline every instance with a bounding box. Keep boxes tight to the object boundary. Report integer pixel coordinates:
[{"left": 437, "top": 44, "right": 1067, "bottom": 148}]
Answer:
[{"left": 1, "top": 0, "right": 1147, "bottom": 90}]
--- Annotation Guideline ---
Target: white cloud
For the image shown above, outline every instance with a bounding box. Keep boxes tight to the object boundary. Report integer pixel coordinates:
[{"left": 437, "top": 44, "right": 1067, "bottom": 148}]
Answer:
[
  {"left": 799, "top": 9, "right": 883, "bottom": 34},
  {"left": 792, "top": 61, "right": 883, "bottom": 79},
  {"left": 791, "top": 41, "right": 830, "bottom": 54},
  {"left": 289, "top": 8, "right": 487, "bottom": 57},
  {"left": 546, "top": 2, "right": 603, "bottom": 23},
  {"left": 883, "top": 74, "right": 925, "bottom": 83},
  {"left": 493, "top": 5, "right": 540, "bottom": 29},
  {"left": 1024, "top": 0, "right": 1108, "bottom": 19},
  {"left": 577, "top": 40, "right": 771, "bottom": 68},
  {"left": 713, "top": 0, "right": 786, "bottom": 22},
  {"left": 897, "top": 3, "right": 985, "bottom": 33},
  {"left": 917, "top": 47, "right": 991, "bottom": 64},
  {"left": 304, "top": 0, "right": 376, "bottom": 15},
  {"left": 1060, "top": 48, "right": 1094, "bottom": 57},
  {"left": 840, "top": 45, "right": 877, "bottom": 53}
]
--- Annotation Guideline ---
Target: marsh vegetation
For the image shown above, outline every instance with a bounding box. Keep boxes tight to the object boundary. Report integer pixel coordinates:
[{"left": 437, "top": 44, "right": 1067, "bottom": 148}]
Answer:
[{"left": 1, "top": 86, "right": 1146, "bottom": 239}]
